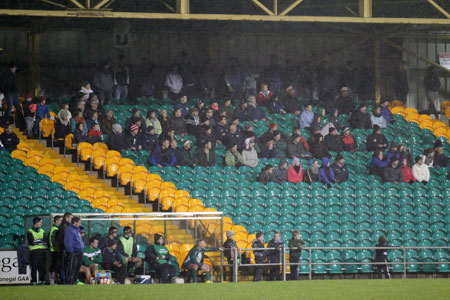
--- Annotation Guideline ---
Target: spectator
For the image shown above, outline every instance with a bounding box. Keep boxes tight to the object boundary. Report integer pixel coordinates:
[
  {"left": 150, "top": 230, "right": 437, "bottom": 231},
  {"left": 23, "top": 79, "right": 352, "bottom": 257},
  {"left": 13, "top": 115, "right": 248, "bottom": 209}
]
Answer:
[
  {"left": 1, "top": 62, "right": 25, "bottom": 129},
  {"left": 224, "top": 143, "right": 244, "bottom": 167},
  {"left": 101, "top": 109, "right": 117, "bottom": 137},
  {"left": 73, "top": 122, "right": 87, "bottom": 145},
  {"left": 386, "top": 142, "right": 400, "bottom": 163},
  {"left": 257, "top": 164, "right": 273, "bottom": 184},
  {"left": 22, "top": 94, "right": 35, "bottom": 138},
  {"left": 251, "top": 232, "right": 266, "bottom": 282},
  {"left": 273, "top": 130, "right": 287, "bottom": 159},
  {"left": 81, "top": 237, "right": 103, "bottom": 284},
  {"left": 281, "top": 85, "right": 302, "bottom": 115},
  {"left": 271, "top": 159, "right": 288, "bottom": 184},
  {"left": 55, "top": 212, "right": 73, "bottom": 263},
  {"left": 244, "top": 71, "right": 258, "bottom": 100},
  {"left": 201, "top": 108, "right": 216, "bottom": 129},
  {"left": 170, "top": 108, "right": 186, "bottom": 136},
  {"left": 219, "top": 99, "right": 234, "bottom": 122},
  {"left": 299, "top": 104, "right": 314, "bottom": 129},
  {"left": 259, "top": 123, "right": 278, "bottom": 145},
  {"left": 142, "top": 126, "right": 158, "bottom": 152},
  {"left": 328, "top": 108, "right": 342, "bottom": 131},
  {"left": 325, "top": 127, "right": 344, "bottom": 153},
  {"left": 85, "top": 111, "right": 101, "bottom": 136},
  {"left": 287, "top": 134, "right": 311, "bottom": 159},
  {"left": 320, "top": 157, "right": 335, "bottom": 186},
  {"left": 420, "top": 148, "right": 434, "bottom": 168},
  {"left": 35, "top": 96, "right": 51, "bottom": 135},
  {"left": 366, "top": 125, "right": 388, "bottom": 152},
  {"left": 310, "top": 133, "right": 329, "bottom": 160},
  {"left": 146, "top": 111, "right": 162, "bottom": 136},
  {"left": 287, "top": 157, "right": 303, "bottom": 184},
  {"left": 304, "top": 159, "right": 321, "bottom": 184},
  {"left": 246, "top": 95, "right": 266, "bottom": 122},
  {"left": 145, "top": 234, "right": 177, "bottom": 284},
  {"left": 214, "top": 116, "right": 228, "bottom": 143},
  {"left": 382, "top": 158, "right": 403, "bottom": 184},
  {"left": 392, "top": 60, "right": 409, "bottom": 104},
  {"left": 309, "top": 114, "right": 322, "bottom": 134},
  {"left": 197, "top": 141, "right": 215, "bottom": 167},
  {"left": 171, "top": 139, "right": 183, "bottom": 168},
  {"left": 257, "top": 82, "right": 273, "bottom": 107},
  {"left": 158, "top": 128, "right": 175, "bottom": 145},
  {"left": 165, "top": 64, "right": 183, "bottom": 99},
  {"left": 332, "top": 154, "right": 349, "bottom": 184},
  {"left": 93, "top": 60, "right": 114, "bottom": 105},
  {"left": 401, "top": 159, "right": 415, "bottom": 183},
  {"left": 27, "top": 217, "right": 47, "bottom": 285},
  {"left": 114, "top": 55, "right": 130, "bottom": 101},
  {"left": 98, "top": 226, "right": 120, "bottom": 251},
  {"left": 267, "top": 231, "right": 283, "bottom": 281},
  {"left": 84, "top": 95, "right": 103, "bottom": 121},
  {"left": 56, "top": 103, "right": 72, "bottom": 125},
  {"left": 48, "top": 215, "right": 62, "bottom": 285},
  {"left": 118, "top": 226, "right": 143, "bottom": 274},
  {"left": 185, "top": 108, "right": 202, "bottom": 137},
  {"left": 433, "top": 140, "right": 448, "bottom": 169},
  {"left": 424, "top": 66, "right": 441, "bottom": 118},
  {"left": 149, "top": 138, "right": 176, "bottom": 167},
  {"left": 179, "top": 140, "right": 196, "bottom": 167},
  {"left": 350, "top": 104, "right": 371, "bottom": 129},
  {"left": 368, "top": 150, "right": 387, "bottom": 177},
  {"left": 288, "top": 230, "right": 305, "bottom": 281},
  {"left": 225, "top": 58, "right": 244, "bottom": 100},
  {"left": 174, "top": 95, "right": 190, "bottom": 119},
  {"left": 182, "top": 240, "right": 223, "bottom": 283},
  {"left": 380, "top": 100, "right": 393, "bottom": 122},
  {"left": 222, "top": 230, "right": 238, "bottom": 282},
  {"left": 398, "top": 145, "right": 412, "bottom": 166},
  {"left": 125, "top": 108, "right": 145, "bottom": 135},
  {"left": 260, "top": 139, "right": 277, "bottom": 159},
  {"left": 126, "top": 124, "right": 143, "bottom": 151},
  {"left": 412, "top": 156, "right": 430, "bottom": 184},
  {"left": 341, "top": 127, "right": 356, "bottom": 152},
  {"left": 336, "top": 86, "right": 354, "bottom": 115},
  {"left": 158, "top": 109, "right": 170, "bottom": 134},
  {"left": 64, "top": 216, "right": 84, "bottom": 285},
  {"left": 109, "top": 124, "right": 126, "bottom": 152},
  {"left": 370, "top": 105, "right": 387, "bottom": 129},
  {"left": 235, "top": 100, "right": 250, "bottom": 122},
  {"left": 242, "top": 138, "right": 258, "bottom": 168},
  {"left": 196, "top": 99, "right": 207, "bottom": 119},
  {"left": 86, "top": 124, "right": 102, "bottom": 144},
  {"left": 374, "top": 236, "right": 393, "bottom": 279},
  {"left": 102, "top": 239, "right": 126, "bottom": 284},
  {"left": 70, "top": 109, "right": 87, "bottom": 134}
]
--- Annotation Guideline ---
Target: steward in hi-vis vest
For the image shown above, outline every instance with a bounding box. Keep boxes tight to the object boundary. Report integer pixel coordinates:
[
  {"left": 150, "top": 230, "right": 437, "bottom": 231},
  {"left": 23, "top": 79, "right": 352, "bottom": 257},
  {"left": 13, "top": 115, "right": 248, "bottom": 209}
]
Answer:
[
  {"left": 48, "top": 215, "right": 63, "bottom": 285},
  {"left": 27, "top": 217, "right": 47, "bottom": 285}
]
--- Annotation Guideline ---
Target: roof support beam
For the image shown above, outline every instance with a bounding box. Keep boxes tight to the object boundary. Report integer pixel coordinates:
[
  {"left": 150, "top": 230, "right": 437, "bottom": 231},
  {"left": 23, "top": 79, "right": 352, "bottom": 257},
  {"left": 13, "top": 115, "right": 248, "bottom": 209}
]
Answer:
[
  {"left": 69, "top": 0, "right": 85, "bottom": 9},
  {"left": 1, "top": 10, "right": 450, "bottom": 25},
  {"left": 158, "top": 0, "right": 175, "bottom": 12},
  {"left": 427, "top": 0, "right": 450, "bottom": 19},
  {"left": 93, "top": 0, "right": 110, "bottom": 9},
  {"left": 176, "top": 0, "right": 190, "bottom": 14},
  {"left": 280, "top": 0, "right": 304, "bottom": 16},
  {"left": 251, "top": 0, "right": 274, "bottom": 16},
  {"left": 38, "top": 0, "right": 66, "bottom": 8},
  {"left": 359, "top": 0, "right": 372, "bottom": 18}
]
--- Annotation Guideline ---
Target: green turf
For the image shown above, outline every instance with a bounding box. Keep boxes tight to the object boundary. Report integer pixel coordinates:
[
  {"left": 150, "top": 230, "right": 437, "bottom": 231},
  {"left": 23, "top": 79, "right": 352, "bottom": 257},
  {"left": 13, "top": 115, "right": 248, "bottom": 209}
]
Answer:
[{"left": 1, "top": 279, "right": 449, "bottom": 300}]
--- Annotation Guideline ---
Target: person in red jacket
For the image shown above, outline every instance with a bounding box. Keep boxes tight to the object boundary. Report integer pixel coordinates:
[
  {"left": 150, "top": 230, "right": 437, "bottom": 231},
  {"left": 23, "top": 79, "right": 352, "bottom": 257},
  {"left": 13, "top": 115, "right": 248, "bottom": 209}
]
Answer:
[
  {"left": 257, "top": 82, "right": 273, "bottom": 107},
  {"left": 340, "top": 127, "right": 356, "bottom": 152},
  {"left": 87, "top": 123, "right": 102, "bottom": 144},
  {"left": 287, "top": 157, "right": 303, "bottom": 183},
  {"left": 401, "top": 158, "right": 415, "bottom": 183}
]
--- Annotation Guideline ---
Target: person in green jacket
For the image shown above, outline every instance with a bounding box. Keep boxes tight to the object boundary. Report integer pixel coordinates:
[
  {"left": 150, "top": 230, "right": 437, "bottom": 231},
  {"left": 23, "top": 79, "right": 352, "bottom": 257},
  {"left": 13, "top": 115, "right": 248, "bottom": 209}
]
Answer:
[
  {"left": 288, "top": 230, "right": 305, "bottom": 280},
  {"left": 182, "top": 240, "right": 223, "bottom": 283},
  {"left": 81, "top": 237, "right": 103, "bottom": 284},
  {"left": 48, "top": 215, "right": 62, "bottom": 285},
  {"left": 224, "top": 143, "right": 244, "bottom": 167}
]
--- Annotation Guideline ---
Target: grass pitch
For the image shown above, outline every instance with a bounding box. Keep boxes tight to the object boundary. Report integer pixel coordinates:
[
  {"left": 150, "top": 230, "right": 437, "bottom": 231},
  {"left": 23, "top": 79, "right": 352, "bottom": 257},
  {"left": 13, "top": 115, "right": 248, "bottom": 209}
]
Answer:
[{"left": 1, "top": 279, "right": 449, "bottom": 300}]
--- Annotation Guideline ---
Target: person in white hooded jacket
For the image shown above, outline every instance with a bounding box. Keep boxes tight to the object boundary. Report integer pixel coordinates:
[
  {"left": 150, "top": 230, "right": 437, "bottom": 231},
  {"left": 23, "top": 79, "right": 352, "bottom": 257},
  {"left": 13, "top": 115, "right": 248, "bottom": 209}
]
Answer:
[
  {"left": 412, "top": 156, "right": 430, "bottom": 184},
  {"left": 242, "top": 137, "right": 259, "bottom": 168}
]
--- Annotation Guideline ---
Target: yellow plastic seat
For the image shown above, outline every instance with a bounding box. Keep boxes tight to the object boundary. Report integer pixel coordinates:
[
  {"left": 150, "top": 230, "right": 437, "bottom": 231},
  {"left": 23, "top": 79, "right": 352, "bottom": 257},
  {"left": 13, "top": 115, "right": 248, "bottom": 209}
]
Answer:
[
  {"left": 175, "top": 204, "right": 189, "bottom": 213},
  {"left": 404, "top": 107, "right": 417, "bottom": 115},
  {"left": 107, "top": 150, "right": 121, "bottom": 158},
  {"left": 51, "top": 173, "right": 68, "bottom": 184},
  {"left": 419, "top": 114, "right": 432, "bottom": 121},
  {"left": 247, "top": 234, "right": 256, "bottom": 243},
  {"left": 11, "top": 149, "right": 27, "bottom": 160},
  {"left": 104, "top": 156, "right": 121, "bottom": 168},
  {"left": 93, "top": 155, "right": 107, "bottom": 170},
  {"left": 432, "top": 121, "right": 446, "bottom": 130},
  {"left": 79, "top": 147, "right": 93, "bottom": 161},
  {"left": 391, "top": 106, "right": 404, "bottom": 114},
  {"left": 146, "top": 187, "right": 160, "bottom": 201},
  {"left": 106, "top": 163, "right": 119, "bottom": 177},
  {"left": 133, "top": 166, "right": 148, "bottom": 174},
  {"left": 78, "top": 142, "right": 93, "bottom": 151},
  {"left": 188, "top": 198, "right": 203, "bottom": 208},
  {"left": 231, "top": 225, "right": 247, "bottom": 234},
  {"left": 161, "top": 181, "right": 176, "bottom": 190},
  {"left": 405, "top": 112, "right": 419, "bottom": 122},
  {"left": 161, "top": 196, "right": 175, "bottom": 210},
  {"left": 420, "top": 119, "right": 433, "bottom": 129},
  {"left": 146, "top": 179, "right": 162, "bottom": 189},
  {"left": 17, "top": 141, "right": 30, "bottom": 152},
  {"left": 65, "top": 134, "right": 75, "bottom": 150},
  {"left": 119, "top": 158, "right": 135, "bottom": 166},
  {"left": 175, "top": 190, "right": 190, "bottom": 198},
  {"left": 79, "top": 189, "right": 95, "bottom": 199},
  {"left": 391, "top": 100, "right": 404, "bottom": 107},
  {"left": 40, "top": 118, "right": 55, "bottom": 138},
  {"left": 434, "top": 127, "right": 448, "bottom": 138},
  {"left": 53, "top": 166, "right": 69, "bottom": 176},
  {"left": 38, "top": 164, "right": 55, "bottom": 175},
  {"left": 147, "top": 173, "right": 162, "bottom": 181},
  {"left": 93, "top": 142, "right": 108, "bottom": 152}
]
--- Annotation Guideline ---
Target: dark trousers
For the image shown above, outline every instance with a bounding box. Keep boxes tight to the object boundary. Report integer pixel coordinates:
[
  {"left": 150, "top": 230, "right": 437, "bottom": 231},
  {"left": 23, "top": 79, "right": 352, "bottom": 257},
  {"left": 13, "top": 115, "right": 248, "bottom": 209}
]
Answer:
[
  {"left": 49, "top": 251, "right": 61, "bottom": 273},
  {"left": 65, "top": 251, "right": 82, "bottom": 284},
  {"left": 254, "top": 258, "right": 264, "bottom": 281},
  {"left": 376, "top": 260, "right": 391, "bottom": 279},
  {"left": 112, "top": 264, "right": 127, "bottom": 284},
  {"left": 154, "top": 263, "right": 177, "bottom": 283},
  {"left": 289, "top": 256, "right": 300, "bottom": 280},
  {"left": 97, "top": 89, "right": 113, "bottom": 105},
  {"left": 30, "top": 249, "right": 46, "bottom": 283},
  {"left": 226, "top": 258, "right": 235, "bottom": 282},
  {"left": 269, "top": 264, "right": 281, "bottom": 281},
  {"left": 2, "top": 91, "right": 25, "bottom": 128}
]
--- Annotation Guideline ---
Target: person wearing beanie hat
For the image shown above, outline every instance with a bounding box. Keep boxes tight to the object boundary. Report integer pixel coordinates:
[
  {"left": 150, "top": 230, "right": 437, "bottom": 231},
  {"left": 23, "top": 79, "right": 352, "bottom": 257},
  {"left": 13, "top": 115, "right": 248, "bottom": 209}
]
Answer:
[
  {"left": 126, "top": 124, "right": 143, "bottom": 151},
  {"left": 287, "top": 157, "right": 303, "bottom": 184},
  {"left": 125, "top": 108, "right": 145, "bottom": 135},
  {"left": 433, "top": 139, "right": 448, "bottom": 169},
  {"left": 366, "top": 124, "right": 388, "bottom": 152},
  {"left": 179, "top": 139, "right": 196, "bottom": 167},
  {"left": 242, "top": 138, "right": 258, "bottom": 168},
  {"left": 182, "top": 240, "right": 223, "bottom": 283},
  {"left": 324, "top": 127, "right": 344, "bottom": 153},
  {"left": 144, "top": 234, "right": 177, "bottom": 283},
  {"left": 412, "top": 155, "right": 430, "bottom": 184},
  {"left": 300, "top": 103, "right": 314, "bottom": 129},
  {"left": 34, "top": 95, "right": 51, "bottom": 135},
  {"left": 332, "top": 154, "right": 349, "bottom": 184},
  {"left": 349, "top": 103, "right": 371, "bottom": 130},
  {"left": 102, "top": 236, "right": 126, "bottom": 284},
  {"left": 223, "top": 230, "right": 238, "bottom": 281},
  {"left": 27, "top": 216, "right": 47, "bottom": 285}
]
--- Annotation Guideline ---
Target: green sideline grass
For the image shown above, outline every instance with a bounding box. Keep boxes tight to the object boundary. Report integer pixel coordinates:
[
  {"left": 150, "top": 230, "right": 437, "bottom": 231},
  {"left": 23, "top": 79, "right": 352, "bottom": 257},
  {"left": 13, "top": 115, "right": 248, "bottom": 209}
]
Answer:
[{"left": 2, "top": 279, "right": 449, "bottom": 300}]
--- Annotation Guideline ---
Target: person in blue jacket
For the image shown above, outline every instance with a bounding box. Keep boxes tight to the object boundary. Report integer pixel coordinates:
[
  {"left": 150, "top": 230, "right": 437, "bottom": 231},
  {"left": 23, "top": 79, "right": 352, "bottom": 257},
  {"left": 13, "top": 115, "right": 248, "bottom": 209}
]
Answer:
[
  {"left": 369, "top": 150, "right": 389, "bottom": 177},
  {"left": 34, "top": 96, "right": 51, "bottom": 135},
  {"left": 319, "top": 157, "right": 335, "bottom": 187},
  {"left": 148, "top": 138, "right": 176, "bottom": 167},
  {"left": 64, "top": 216, "right": 84, "bottom": 285},
  {"left": 380, "top": 100, "right": 393, "bottom": 122},
  {"left": 246, "top": 95, "right": 266, "bottom": 122}
]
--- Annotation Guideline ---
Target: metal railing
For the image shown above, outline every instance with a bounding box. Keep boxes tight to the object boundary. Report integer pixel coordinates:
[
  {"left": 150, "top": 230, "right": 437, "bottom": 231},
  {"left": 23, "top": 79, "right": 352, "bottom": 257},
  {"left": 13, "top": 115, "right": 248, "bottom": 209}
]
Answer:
[{"left": 224, "top": 246, "right": 450, "bottom": 281}]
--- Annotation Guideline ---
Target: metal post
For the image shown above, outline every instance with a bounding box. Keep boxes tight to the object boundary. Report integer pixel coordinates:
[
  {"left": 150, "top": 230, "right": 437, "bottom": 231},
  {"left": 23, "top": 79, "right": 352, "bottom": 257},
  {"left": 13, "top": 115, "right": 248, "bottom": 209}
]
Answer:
[
  {"left": 308, "top": 248, "right": 312, "bottom": 280},
  {"left": 194, "top": 219, "right": 197, "bottom": 241},
  {"left": 282, "top": 247, "right": 286, "bottom": 281},
  {"left": 403, "top": 247, "right": 407, "bottom": 278},
  {"left": 143, "top": 185, "right": 147, "bottom": 205},
  {"left": 163, "top": 216, "right": 167, "bottom": 239},
  {"left": 220, "top": 215, "right": 224, "bottom": 283},
  {"left": 220, "top": 245, "right": 224, "bottom": 283},
  {"left": 233, "top": 247, "right": 238, "bottom": 282},
  {"left": 374, "top": 39, "right": 381, "bottom": 103},
  {"left": 51, "top": 130, "right": 54, "bottom": 150},
  {"left": 116, "top": 170, "right": 119, "bottom": 190},
  {"left": 129, "top": 178, "right": 133, "bottom": 199}
]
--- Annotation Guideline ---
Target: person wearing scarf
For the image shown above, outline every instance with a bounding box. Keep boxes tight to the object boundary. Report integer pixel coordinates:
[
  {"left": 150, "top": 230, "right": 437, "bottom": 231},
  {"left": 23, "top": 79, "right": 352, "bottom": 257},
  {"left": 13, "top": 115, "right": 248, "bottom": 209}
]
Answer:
[
  {"left": 80, "top": 81, "right": 94, "bottom": 101},
  {"left": 304, "top": 159, "right": 321, "bottom": 184},
  {"left": 55, "top": 109, "right": 71, "bottom": 140}
]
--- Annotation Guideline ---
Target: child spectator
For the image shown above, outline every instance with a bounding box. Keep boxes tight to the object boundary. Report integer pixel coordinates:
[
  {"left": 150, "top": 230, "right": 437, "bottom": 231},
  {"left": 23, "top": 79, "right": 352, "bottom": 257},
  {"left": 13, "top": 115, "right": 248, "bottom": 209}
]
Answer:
[
  {"left": 257, "top": 164, "right": 274, "bottom": 184},
  {"left": 287, "top": 157, "right": 303, "bottom": 183},
  {"left": 412, "top": 156, "right": 430, "bottom": 184},
  {"left": 73, "top": 122, "right": 87, "bottom": 145},
  {"left": 35, "top": 96, "right": 51, "bottom": 135},
  {"left": 146, "top": 110, "right": 162, "bottom": 136},
  {"left": 369, "top": 150, "right": 389, "bottom": 177},
  {"left": 86, "top": 124, "right": 102, "bottom": 144},
  {"left": 401, "top": 158, "right": 415, "bottom": 183},
  {"left": 304, "top": 159, "right": 321, "bottom": 184},
  {"left": 341, "top": 127, "right": 356, "bottom": 152},
  {"left": 85, "top": 111, "right": 101, "bottom": 134},
  {"left": 242, "top": 138, "right": 258, "bottom": 168},
  {"left": 319, "top": 157, "right": 335, "bottom": 187},
  {"left": 257, "top": 82, "right": 272, "bottom": 107}
]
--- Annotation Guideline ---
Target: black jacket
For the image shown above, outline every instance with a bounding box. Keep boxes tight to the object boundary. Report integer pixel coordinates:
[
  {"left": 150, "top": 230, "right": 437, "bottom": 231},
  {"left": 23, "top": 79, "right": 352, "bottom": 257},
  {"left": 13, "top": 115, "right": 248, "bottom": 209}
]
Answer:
[
  {"left": 234, "top": 105, "right": 250, "bottom": 122},
  {"left": 433, "top": 152, "right": 448, "bottom": 169},
  {"left": 102, "top": 247, "right": 123, "bottom": 269},
  {"left": 17, "top": 244, "right": 30, "bottom": 274},
  {"left": 350, "top": 111, "right": 371, "bottom": 129},
  {"left": 214, "top": 124, "right": 228, "bottom": 142},
  {"left": 375, "top": 243, "right": 393, "bottom": 262},
  {"left": 125, "top": 133, "right": 143, "bottom": 150},
  {"left": 267, "top": 239, "right": 283, "bottom": 263},
  {"left": 0, "top": 132, "right": 19, "bottom": 152},
  {"left": 366, "top": 133, "right": 388, "bottom": 152},
  {"left": 223, "top": 238, "right": 238, "bottom": 264},
  {"left": 0, "top": 69, "right": 17, "bottom": 93},
  {"left": 324, "top": 134, "right": 344, "bottom": 152},
  {"left": 259, "top": 144, "right": 277, "bottom": 159},
  {"left": 142, "top": 133, "right": 158, "bottom": 151},
  {"left": 197, "top": 149, "right": 215, "bottom": 167},
  {"left": 332, "top": 162, "right": 349, "bottom": 183},
  {"left": 310, "top": 141, "right": 329, "bottom": 160},
  {"left": 109, "top": 133, "right": 126, "bottom": 152},
  {"left": 251, "top": 239, "right": 266, "bottom": 262},
  {"left": 169, "top": 116, "right": 186, "bottom": 135},
  {"left": 304, "top": 168, "right": 321, "bottom": 184},
  {"left": 73, "top": 129, "right": 87, "bottom": 144},
  {"left": 257, "top": 170, "right": 272, "bottom": 184},
  {"left": 99, "top": 236, "right": 127, "bottom": 257},
  {"left": 56, "top": 220, "right": 70, "bottom": 252},
  {"left": 382, "top": 165, "right": 403, "bottom": 183},
  {"left": 54, "top": 120, "right": 71, "bottom": 140},
  {"left": 179, "top": 147, "right": 196, "bottom": 167}
]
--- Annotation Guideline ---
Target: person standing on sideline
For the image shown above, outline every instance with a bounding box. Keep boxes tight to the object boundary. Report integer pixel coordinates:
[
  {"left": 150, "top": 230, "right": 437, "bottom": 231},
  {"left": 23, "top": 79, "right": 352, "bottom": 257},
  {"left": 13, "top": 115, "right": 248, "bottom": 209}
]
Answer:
[
  {"left": 374, "top": 236, "right": 396, "bottom": 279},
  {"left": 223, "top": 230, "right": 238, "bottom": 282},
  {"left": 27, "top": 217, "right": 47, "bottom": 285},
  {"left": 423, "top": 66, "right": 441, "bottom": 119},
  {"left": 288, "top": 230, "right": 305, "bottom": 280},
  {"left": 252, "top": 232, "right": 266, "bottom": 282},
  {"left": 64, "top": 216, "right": 84, "bottom": 285},
  {"left": 48, "top": 215, "right": 63, "bottom": 285},
  {"left": 267, "top": 231, "right": 283, "bottom": 281}
]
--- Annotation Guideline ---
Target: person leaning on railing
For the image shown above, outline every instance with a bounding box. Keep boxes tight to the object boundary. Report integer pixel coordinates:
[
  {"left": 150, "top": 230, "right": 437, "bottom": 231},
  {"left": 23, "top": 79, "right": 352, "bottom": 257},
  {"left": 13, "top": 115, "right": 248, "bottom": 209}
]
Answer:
[
  {"left": 288, "top": 230, "right": 305, "bottom": 280},
  {"left": 251, "top": 232, "right": 266, "bottom": 282}
]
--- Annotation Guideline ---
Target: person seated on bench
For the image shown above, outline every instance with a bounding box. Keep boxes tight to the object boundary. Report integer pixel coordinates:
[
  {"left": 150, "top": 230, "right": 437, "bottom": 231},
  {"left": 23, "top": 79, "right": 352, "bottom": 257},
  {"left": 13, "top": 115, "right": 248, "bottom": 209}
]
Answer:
[
  {"left": 101, "top": 239, "right": 126, "bottom": 284},
  {"left": 182, "top": 239, "right": 223, "bottom": 283},
  {"left": 145, "top": 234, "right": 177, "bottom": 283}
]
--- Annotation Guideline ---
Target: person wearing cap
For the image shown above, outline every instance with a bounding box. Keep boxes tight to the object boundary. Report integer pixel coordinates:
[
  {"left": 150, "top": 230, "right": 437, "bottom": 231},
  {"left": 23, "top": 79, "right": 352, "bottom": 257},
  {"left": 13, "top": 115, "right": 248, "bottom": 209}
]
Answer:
[
  {"left": 223, "top": 230, "right": 238, "bottom": 282},
  {"left": 48, "top": 215, "right": 63, "bottom": 285},
  {"left": 0, "top": 124, "right": 19, "bottom": 152},
  {"left": 81, "top": 237, "right": 103, "bottom": 284},
  {"left": 366, "top": 125, "right": 388, "bottom": 152},
  {"left": 126, "top": 124, "right": 143, "bottom": 151},
  {"left": 148, "top": 138, "right": 176, "bottom": 167},
  {"left": 145, "top": 110, "right": 162, "bottom": 136},
  {"left": 142, "top": 126, "right": 158, "bottom": 152},
  {"left": 412, "top": 156, "right": 430, "bottom": 184},
  {"left": 319, "top": 157, "right": 335, "bottom": 187},
  {"left": 257, "top": 82, "right": 273, "bottom": 107},
  {"left": 288, "top": 230, "right": 305, "bottom": 280},
  {"left": 370, "top": 105, "right": 387, "bottom": 129},
  {"left": 382, "top": 158, "right": 403, "bottom": 184},
  {"left": 1, "top": 61, "right": 25, "bottom": 129},
  {"left": 257, "top": 164, "right": 274, "bottom": 184},
  {"left": 433, "top": 139, "right": 448, "bottom": 169},
  {"left": 170, "top": 108, "right": 187, "bottom": 136},
  {"left": 34, "top": 96, "right": 51, "bottom": 135},
  {"left": 22, "top": 94, "right": 35, "bottom": 138},
  {"left": 182, "top": 239, "right": 223, "bottom": 283},
  {"left": 337, "top": 86, "right": 354, "bottom": 115},
  {"left": 197, "top": 140, "right": 215, "bottom": 167},
  {"left": 324, "top": 127, "right": 344, "bottom": 153},
  {"left": 108, "top": 123, "right": 126, "bottom": 152},
  {"left": 119, "top": 226, "right": 143, "bottom": 275},
  {"left": 332, "top": 154, "right": 349, "bottom": 184},
  {"left": 340, "top": 127, "right": 356, "bottom": 152},
  {"left": 349, "top": 104, "right": 371, "bottom": 130},
  {"left": 242, "top": 138, "right": 259, "bottom": 168},
  {"left": 299, "top": 104, "right": 314, "bottom": 129},
  {"left": 27, "top": 217, "right": 47, "bottom": 285},
  {"left": 224, "top": 143, "right": 244, "bottom": 167},
  {"left": 102, "top": 238, "right": 126, "bottom": 284},
  {"left": 64, "top": 216, "right": 84, "bottom": 284},
  {"left": 93, "top": 60, "right": 114, "bottom": 105},
  {"left": 179, "top": 139, "right": 196, "bottom": 167},
  {"left": 145, "top": 234, "right": 177, "bottom": 283},
  {"left": 246, "top": 95, "right": 266, "bottom": 122},
  {"left": 272, "top": 159, "right": 288, "bottom": 184}
]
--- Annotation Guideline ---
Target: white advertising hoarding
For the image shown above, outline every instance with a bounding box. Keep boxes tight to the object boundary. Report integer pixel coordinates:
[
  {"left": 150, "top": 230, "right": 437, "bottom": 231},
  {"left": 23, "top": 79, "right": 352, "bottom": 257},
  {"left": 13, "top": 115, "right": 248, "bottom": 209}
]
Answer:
[
  {"left": 0, "top": 251, "right": 31, "bottom": 284},
  {"left": 438, "top": 53, "right": 450, "bottom": 70}
]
